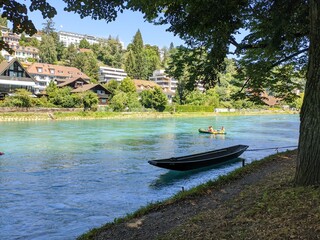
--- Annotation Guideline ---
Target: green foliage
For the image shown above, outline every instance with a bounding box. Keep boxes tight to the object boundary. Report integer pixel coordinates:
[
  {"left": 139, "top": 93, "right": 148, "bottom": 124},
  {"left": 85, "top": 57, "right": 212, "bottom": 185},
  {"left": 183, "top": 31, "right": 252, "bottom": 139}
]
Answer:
[
  {"left": 19, "top": 36, "right": 40, "bottom": 48},
  {"left": 140, "top": 87, "right": 167, "bottom": 112},
  {"left": 91, "top": 38, "right": 124, "bottom": 68},
  {"left": 109, "top": 91, "right": 127, "bottom": 111},
  {"left": 204, "top": 88, "right": 220, "bottom": 107},
  {"left": 125, "top": 30, "right": 148, "bottom": 79},
  {"left": 185, "top": 90, "right": 206, "bottom": 106},
  {"left": 104, "top": 80, "right": 119, "bottom": 97},
  {"left": 174, "top": 105, "right": 214, "bottom": 112},
  {"left": 118, "top": 77, "right": 136, "bottom": 93},
  {"left": 1, "top": 89, "right": 34, "bottom": 108},
  {"left": 0, "top": 16, "right": 7, "bottom": 27},
  {"left": 127, "top": 92, "right": 142, "bottom": 111},
  {"left": 46, "top": 82, "right": 80, "bottom": 107},
  {"left": 144, "top": 44, "right": 161, "bottom": 78},
  {"left": 39, "top": 34, "right": 57, "bottom": 64},
  {"left": 292, "top": 92, "right": 304, "bottom": 110},
  {"left": 79, "top": 39, "right": 90, "bottom": 49},
  {"left": 62, "top": 44, "right": 77, "bottom": 65},
  {"left": 71, "top": 52, "right": 99, "bottom": 82},
  {"left": 140, "top": 89, "right": 153, "bottom": 108},
  {"left": 81, "top": 91, "right": 99, "bottom": 111},
  {"left": 109, "top": 85, "right": 142, "bottom": 112}
]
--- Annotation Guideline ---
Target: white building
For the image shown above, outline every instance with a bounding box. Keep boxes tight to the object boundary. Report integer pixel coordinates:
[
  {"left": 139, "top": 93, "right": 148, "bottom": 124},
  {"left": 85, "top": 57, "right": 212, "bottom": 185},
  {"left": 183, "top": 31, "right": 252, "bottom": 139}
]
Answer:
[
  {"left": 149, "top": 69, "right": 178, "bottom": 93},
  {"left": 58, "top": 31, "right": 108, "bottom": 47},
  {"left": 99, "top": 66, "right": 127, "bottom": 83}
]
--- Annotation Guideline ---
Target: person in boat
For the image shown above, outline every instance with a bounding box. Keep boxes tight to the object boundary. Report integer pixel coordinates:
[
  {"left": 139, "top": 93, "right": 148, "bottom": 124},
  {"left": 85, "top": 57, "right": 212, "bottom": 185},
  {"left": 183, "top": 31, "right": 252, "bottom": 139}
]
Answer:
[
  {"left": 220, "top": 126, "right": 225, "bottom": 133},
  {"left": 208, "top": 126, "right": 214, "bottom": 132}
]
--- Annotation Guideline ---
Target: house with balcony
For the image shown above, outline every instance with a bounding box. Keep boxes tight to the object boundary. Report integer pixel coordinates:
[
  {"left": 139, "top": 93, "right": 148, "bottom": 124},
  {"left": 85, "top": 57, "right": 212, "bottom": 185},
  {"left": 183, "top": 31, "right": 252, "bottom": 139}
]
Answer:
[
  {"left": 149, "top": 69, "right": 178, "bottom": 93},
  {"left": 27, "top": 63, "right": 90, "bottom": 91},
  {"left": 0, "top": 58, "right": 38, "bottom": 99},
  {"left": 57, "top": 77, "right": 111, "bottom": 105}
]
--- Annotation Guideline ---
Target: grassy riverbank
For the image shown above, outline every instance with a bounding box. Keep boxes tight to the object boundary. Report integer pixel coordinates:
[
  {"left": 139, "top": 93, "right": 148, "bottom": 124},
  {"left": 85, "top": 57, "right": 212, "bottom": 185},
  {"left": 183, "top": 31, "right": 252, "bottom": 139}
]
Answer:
[
  {"left": 0, "top": 109, "right": 297, "bottom": 121},
  {"left": 78, "top": 150, "right": 320, "bottom": 240}
]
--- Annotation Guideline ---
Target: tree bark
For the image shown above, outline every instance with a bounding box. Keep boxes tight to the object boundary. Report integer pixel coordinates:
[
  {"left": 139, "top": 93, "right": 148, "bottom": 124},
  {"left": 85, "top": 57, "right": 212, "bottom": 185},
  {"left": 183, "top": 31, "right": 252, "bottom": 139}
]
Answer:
[{"left": 294, "top": 0, "right": 320, "bottom": 185}]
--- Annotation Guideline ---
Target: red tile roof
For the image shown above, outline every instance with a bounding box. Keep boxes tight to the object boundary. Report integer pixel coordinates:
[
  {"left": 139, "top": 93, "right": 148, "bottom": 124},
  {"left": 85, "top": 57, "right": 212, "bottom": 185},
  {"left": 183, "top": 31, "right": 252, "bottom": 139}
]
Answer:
[{"left": 27, "top": 62, "right": 90, "bottom": 80}]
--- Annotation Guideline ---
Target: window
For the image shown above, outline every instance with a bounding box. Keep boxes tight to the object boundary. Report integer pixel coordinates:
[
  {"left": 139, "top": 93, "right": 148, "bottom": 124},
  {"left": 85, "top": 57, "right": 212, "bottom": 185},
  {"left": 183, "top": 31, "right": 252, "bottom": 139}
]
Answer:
[
  {"left": 37, "top": 67, "right": 43, "bottom": 73},
  {"left": 49, "top": 68, "right": 55, "bottom": 74},
  {"left": 75, "top": 81, "right": 83, "bottom": 88}
]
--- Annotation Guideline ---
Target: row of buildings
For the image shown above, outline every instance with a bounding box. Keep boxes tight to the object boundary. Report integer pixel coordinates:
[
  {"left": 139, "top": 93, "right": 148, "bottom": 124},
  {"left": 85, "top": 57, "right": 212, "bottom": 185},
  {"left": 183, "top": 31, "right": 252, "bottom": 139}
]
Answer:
[
  {"left": 0, "top": 58, "right": 179, "bottom": 105},
  {"left": 0, "top": 26, "right": 121, "bottom": 62},
  {"left": 0, "top": 26, "right": 205, "bottom": 105}
]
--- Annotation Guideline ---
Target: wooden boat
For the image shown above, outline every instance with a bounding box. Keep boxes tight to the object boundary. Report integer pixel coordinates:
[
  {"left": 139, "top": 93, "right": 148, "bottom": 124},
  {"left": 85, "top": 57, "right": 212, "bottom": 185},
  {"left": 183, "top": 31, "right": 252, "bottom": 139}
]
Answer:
[
  {"left": 148, "top": 144, "right": 248, "bottom": 171},
  {"left": 198, "top": 128, "right": 226, "bottom": 134}
]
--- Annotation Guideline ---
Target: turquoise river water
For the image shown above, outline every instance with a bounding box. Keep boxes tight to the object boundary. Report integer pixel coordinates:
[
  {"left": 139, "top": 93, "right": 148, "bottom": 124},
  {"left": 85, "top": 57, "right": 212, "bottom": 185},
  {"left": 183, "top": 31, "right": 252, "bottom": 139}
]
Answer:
[{"left": 0, "top": 114, "right": 299, "bottom": 239}]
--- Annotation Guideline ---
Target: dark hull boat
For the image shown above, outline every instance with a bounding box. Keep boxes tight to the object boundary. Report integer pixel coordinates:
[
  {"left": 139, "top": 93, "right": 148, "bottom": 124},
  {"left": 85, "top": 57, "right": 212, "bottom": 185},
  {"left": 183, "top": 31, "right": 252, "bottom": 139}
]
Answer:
[{"left": 148, "top": 145, "right": 249, "bottom": 171}]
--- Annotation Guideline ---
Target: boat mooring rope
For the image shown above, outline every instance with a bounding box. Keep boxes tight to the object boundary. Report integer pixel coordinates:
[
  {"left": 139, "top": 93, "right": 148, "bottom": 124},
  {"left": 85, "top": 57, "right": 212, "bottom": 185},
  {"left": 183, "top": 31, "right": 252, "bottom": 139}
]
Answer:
[{"left": 246, "top": 145, "right": 298, "bottom": 152}]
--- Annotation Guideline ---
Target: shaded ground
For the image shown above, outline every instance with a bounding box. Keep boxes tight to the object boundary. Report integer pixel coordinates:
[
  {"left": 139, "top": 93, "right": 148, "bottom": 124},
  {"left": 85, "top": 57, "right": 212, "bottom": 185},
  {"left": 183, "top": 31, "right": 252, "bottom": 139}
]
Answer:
[{"left": 80, "top": 150, "right": 320, "bottom": 240}]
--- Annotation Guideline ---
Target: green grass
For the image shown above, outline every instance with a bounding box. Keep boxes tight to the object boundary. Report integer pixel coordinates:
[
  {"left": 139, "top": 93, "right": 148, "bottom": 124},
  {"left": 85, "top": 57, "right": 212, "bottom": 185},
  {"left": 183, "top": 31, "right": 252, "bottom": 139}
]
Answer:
[{"left": 159, "top": 151, "right": 320, "bottom": 240}]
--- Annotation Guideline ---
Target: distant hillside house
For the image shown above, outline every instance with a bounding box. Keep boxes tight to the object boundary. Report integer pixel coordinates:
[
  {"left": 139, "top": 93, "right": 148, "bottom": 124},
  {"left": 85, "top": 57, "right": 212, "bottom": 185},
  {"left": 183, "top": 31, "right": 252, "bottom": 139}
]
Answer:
[
  {"left": 0, "top": 59, "right": 38, "bottom": 99},
  {"left": 1, "top": 45, "right": 40, "bottom": 62},
  {"left": 27, "top": 63, "right": 90, "bottom": 91},
  {"left": 0, "top": 32, "right": 40, "bottom": 62},
  {"left": 99, "top": 66, "right": 127, "bottom": 84},
  {"left": 133, "top": 79, "right": 174, "bottom": 103},
  {"left": 57, "top": 77, "right": 111, "bottom": 105},
  {"left": 58, "top": 31, "right": 108, "bottom": 47}
]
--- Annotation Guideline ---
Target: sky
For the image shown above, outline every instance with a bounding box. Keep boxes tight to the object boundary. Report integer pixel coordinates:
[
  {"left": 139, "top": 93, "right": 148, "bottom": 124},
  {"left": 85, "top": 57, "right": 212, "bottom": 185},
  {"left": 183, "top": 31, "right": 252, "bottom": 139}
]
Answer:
[{"left": 23, "top": 1, "right": 185, "bottom": 49}]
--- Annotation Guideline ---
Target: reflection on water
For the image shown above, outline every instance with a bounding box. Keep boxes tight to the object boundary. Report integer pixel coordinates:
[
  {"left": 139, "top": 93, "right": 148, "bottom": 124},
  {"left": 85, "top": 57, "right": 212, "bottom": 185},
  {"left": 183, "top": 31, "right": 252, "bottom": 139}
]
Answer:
[
  {"left": 150, "top": 158, "right": 243, "bottom": 189},
  {"left": 0, "top": 114, "right": 299, "bottom": 240}
]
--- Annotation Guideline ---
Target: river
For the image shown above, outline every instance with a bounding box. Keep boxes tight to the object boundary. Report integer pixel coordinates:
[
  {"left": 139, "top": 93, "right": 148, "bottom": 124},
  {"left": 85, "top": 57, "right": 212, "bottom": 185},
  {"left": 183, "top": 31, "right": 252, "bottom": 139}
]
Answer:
[{"left": 0, "top": 114, "right": 299, "bottom": 239}]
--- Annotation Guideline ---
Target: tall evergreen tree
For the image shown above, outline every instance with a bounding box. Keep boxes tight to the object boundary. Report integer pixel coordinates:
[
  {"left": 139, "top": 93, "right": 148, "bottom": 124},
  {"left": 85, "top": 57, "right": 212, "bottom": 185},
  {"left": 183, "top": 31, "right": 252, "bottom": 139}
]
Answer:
[
  {"left": 124, "top": 49, "right": 136, "bottom": 78},
  {"left": 42, "top": 18, "right": 56, "bottom": 35},
  {"left": 39, "top": 34, "right": 57, "bottom": 63},
  {"left": 125, "top": 30, "right": 147, "bottom": 79}
]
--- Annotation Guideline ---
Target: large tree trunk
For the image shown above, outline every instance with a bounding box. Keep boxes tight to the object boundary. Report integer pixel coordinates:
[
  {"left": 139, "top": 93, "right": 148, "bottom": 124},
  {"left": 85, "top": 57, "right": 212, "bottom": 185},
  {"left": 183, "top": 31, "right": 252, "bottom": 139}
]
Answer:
[{"left": 294, "top": 0, "right": 320, "bottom": 185}]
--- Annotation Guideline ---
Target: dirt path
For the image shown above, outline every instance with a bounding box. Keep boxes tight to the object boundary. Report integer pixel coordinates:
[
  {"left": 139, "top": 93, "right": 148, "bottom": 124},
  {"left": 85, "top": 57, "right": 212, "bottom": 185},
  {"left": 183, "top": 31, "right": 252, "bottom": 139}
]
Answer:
[{"left": 88, "top": 151, "right": 296, "bottom": 240}]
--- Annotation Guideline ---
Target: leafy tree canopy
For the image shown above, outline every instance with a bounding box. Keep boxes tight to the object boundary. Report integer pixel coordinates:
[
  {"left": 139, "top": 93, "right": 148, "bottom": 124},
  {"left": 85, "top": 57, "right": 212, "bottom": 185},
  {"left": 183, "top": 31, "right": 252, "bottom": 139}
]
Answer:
[{"left": 119, "top": 77, "right": 136, "bottom": 93}]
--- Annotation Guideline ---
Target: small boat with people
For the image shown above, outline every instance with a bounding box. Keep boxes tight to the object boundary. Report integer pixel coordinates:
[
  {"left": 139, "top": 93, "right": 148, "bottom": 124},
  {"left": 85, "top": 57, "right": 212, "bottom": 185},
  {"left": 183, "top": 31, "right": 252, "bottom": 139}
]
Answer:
[
  {"left": 199, "top": 126, "right": 226, "bottom": 134},
  {"left": 148, "top": 144, "right": 248, "bottom": 171}
]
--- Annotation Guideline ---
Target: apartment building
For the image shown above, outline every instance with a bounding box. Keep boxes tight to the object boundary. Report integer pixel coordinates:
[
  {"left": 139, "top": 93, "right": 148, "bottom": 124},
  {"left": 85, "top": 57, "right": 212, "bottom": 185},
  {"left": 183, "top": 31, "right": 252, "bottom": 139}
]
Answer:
[
  {"left": 149, "top": 69, "right": 178, "bottom": 93},
  {"left": 99, "top": 66, "right": 127, "bottom": 83},
  {"left": 27, "top": 63, "right": 90, "bottom": 91},
  {"left": 58, "top": 31, "right": 108, "bottom": 47}
]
